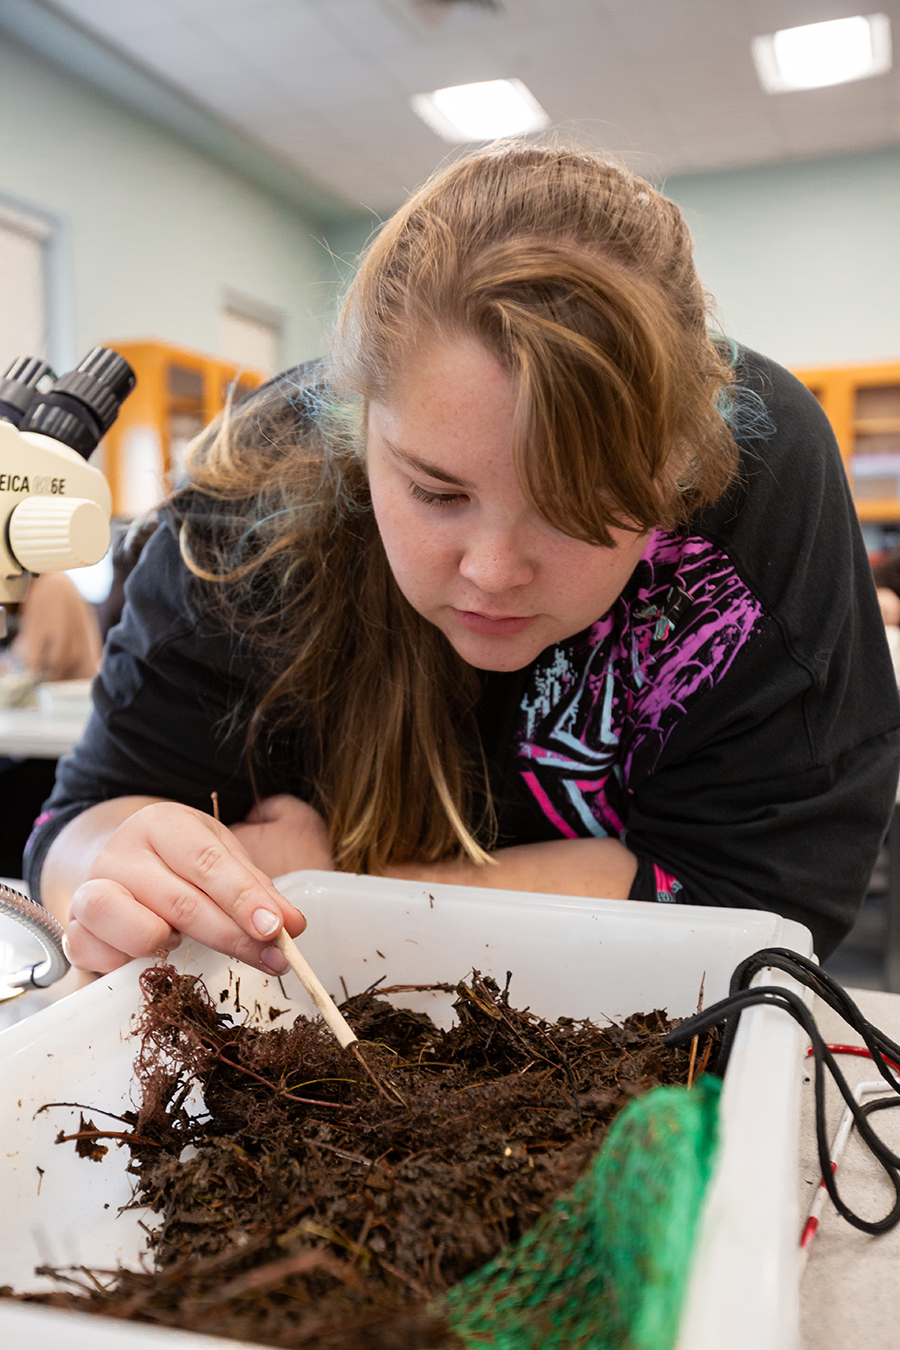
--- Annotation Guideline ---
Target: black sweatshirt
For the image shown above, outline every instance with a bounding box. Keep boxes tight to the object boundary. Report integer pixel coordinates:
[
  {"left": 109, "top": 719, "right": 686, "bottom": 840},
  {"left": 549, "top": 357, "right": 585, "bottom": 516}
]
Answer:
[{"left": 25, "top": 351, "right": 900, "bottom": 958}]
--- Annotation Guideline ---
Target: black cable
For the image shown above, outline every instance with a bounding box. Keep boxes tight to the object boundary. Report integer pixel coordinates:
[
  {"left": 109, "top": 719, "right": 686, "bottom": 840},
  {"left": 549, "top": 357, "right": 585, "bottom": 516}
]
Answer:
[
  {"left": 662, "top": 950, "right": 900, "bottom": 1236},
  {"left": 728, "top": 948, "right": 900, "bottom": 1092}
]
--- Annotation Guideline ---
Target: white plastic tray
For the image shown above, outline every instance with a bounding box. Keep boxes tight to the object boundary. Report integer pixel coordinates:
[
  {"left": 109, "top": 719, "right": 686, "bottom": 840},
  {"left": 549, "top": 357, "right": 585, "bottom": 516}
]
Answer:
[{"left": 0, "top": 873, "right": 813, "bottom": 1350}]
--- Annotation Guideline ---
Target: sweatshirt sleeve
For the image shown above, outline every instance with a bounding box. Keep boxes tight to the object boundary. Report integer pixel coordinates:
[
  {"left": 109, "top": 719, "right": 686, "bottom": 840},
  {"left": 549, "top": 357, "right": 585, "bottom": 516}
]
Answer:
[{"left": 23, "top": 517, "right": 266, "bottom": 901}]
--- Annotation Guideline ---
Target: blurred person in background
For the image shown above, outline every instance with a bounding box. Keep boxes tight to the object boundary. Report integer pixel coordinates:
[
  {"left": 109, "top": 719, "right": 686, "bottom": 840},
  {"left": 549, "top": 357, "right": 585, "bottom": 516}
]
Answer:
[{"left": 0, "top": 570, "right": 102, "bottom": 879}]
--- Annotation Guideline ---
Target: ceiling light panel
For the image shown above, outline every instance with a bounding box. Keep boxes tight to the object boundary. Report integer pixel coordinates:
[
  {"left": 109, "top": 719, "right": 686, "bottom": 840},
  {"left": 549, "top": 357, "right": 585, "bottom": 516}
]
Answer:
[
  {"left": 410, "top": 78, "right": 550, "bottom": 142},
  {"left": 752, "top": 14, "right": 892, "bottom": 93}
]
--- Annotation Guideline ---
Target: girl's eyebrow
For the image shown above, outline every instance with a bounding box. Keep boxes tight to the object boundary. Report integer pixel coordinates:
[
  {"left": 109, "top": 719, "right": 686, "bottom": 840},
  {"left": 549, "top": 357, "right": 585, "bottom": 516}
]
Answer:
[{"left": 383, "top": 437, "right": 475, "bottom": 489}]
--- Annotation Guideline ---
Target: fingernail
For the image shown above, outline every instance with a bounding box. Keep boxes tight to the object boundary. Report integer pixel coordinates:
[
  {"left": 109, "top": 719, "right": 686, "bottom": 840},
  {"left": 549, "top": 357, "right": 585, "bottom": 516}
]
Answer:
[
  {"left": 260, "top": 946, "right": 288, "bottom": 975},
  {"left": 253, "top": 909, "right": 280, "bottom": 938}
]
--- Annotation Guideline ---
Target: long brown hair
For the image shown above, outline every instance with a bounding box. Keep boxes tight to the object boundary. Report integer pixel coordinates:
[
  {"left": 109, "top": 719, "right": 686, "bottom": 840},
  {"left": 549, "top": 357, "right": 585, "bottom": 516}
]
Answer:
[{"left": 179, "top": 142, "right": 739, "bottom": 873}]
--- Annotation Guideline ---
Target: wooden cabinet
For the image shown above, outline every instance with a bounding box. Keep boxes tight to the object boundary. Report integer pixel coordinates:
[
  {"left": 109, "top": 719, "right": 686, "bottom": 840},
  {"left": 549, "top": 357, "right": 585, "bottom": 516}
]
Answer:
[
  {"left": 99, "top": 340, "right": 264, "bottom": 518},
  {"left": 791, "top": 361, "right": 900, "bottom": 528}
]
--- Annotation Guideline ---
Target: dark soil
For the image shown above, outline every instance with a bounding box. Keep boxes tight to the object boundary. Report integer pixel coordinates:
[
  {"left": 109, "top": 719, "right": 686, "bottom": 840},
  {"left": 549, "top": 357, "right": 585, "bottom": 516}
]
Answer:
[{"left": 2, "top": 965, "right": 704, "bottom": 1348}]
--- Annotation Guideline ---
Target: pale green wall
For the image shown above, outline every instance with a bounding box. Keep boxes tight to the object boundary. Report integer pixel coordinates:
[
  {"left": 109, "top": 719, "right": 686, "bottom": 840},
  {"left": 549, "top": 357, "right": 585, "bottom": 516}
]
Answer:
[
  {"left": 0, "top": 36, "right": 344, "bottom": 371},
  {"left": 318, "top": 214, "right": 382, "bottom": 314},
  {"left": 664, "top": 148, "right": 900, "bottom": 369}
]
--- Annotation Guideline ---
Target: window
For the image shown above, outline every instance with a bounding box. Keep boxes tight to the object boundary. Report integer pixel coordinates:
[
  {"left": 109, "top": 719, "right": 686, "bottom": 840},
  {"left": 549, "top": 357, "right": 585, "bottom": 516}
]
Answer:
[{"left": 0, "top": 202, "right": 52, "bottom": 374}]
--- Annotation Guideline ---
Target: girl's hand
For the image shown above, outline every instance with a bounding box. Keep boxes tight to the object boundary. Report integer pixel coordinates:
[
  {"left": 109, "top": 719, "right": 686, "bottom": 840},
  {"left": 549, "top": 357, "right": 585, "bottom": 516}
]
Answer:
[
  {"left": 230, "top": 794, "right": 333, "bottom": 879},
  {"left": 65, "top": 801, "right": 307, "bottom": 976}
]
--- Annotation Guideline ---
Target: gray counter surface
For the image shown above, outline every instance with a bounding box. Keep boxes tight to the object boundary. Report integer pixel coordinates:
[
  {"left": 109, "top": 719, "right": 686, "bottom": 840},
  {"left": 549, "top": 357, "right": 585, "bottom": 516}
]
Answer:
[{"left": 800, "top": 988, "right": 900, "bottom": 1350}]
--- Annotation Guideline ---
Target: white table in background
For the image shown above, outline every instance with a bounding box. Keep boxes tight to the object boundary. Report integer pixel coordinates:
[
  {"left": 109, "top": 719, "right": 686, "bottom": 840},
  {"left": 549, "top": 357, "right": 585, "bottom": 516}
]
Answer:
[{"left": 0, "top": 706, "right": 89, "bottom": 758}]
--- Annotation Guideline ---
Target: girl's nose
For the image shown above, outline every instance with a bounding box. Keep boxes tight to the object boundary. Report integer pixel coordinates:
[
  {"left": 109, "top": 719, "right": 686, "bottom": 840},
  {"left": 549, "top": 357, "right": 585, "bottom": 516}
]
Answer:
[{"left": 458, "top": 527, "right": 535, "bottom": 595}]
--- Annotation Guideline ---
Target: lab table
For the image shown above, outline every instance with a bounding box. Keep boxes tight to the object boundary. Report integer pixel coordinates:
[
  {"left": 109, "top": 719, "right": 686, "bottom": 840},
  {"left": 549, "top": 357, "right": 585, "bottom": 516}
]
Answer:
[{"left": 0, "top": 706, "right": 89, "bottom": 758}]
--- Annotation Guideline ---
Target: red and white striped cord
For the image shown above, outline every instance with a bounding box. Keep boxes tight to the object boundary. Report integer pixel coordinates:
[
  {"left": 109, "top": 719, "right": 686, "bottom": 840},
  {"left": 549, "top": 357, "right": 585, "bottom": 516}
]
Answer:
[{"left": 799, "top": 1044, "right": 900, "bottom": 1271}]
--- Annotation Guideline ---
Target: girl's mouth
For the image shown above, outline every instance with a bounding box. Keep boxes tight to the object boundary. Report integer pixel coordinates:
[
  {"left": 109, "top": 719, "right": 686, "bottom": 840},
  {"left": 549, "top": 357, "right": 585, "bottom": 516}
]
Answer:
[{"left": 451, "top": 609, "right": 538, "bottom": 636}]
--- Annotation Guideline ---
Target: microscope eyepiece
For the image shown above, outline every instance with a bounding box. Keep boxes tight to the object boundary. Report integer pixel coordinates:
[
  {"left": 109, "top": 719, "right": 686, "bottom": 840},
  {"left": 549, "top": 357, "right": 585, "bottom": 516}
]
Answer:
[
  {"left": 0, "top": 357, "right": 56, "bottom": 428},
  {"left": 19, "top": 347, "right": 136, "bottom": 459}
]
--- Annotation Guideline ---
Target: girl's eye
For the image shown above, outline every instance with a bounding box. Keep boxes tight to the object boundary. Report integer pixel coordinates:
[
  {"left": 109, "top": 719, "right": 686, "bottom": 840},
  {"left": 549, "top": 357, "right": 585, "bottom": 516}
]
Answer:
[{"left": 409, "top": 482, "right": 465, "bottom": 508}]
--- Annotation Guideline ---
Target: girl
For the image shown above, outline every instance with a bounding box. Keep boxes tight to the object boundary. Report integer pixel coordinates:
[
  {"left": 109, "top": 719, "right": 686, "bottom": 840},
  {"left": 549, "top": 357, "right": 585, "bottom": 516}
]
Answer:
[{"left": 27, "top": 143, "right": 900, "bottom": 975}]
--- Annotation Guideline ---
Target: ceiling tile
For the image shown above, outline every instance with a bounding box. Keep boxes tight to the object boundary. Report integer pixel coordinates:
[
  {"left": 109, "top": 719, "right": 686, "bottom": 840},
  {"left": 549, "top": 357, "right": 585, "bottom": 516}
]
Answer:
[
  {"left": 35, "top": 0, "right": 900, "bottom": 216},
  {"left": 51, "top": 0, "right": 176, "bottom": 36},
  {"left": 321, "top": 0, "right": 419, "bottom": 53}
]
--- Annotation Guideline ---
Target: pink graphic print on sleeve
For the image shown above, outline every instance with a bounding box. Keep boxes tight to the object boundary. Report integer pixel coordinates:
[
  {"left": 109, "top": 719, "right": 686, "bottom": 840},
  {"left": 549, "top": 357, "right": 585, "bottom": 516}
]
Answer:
[{"left": 514, "top": 530, "right": 769, "bottom": 840}]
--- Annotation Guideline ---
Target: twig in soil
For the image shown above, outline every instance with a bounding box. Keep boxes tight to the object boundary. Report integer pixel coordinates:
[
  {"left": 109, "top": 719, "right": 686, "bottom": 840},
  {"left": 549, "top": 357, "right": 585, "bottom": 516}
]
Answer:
[
  {"left": 459, "top": 974, "right": 583, "bottom": 1122},
  {"left": 351, "top": 1042, "right": 406, "bottom": 1104},
  {"left": 371, "top": 983, "right": 457, "bottom": 996},
  {"left": 198, "top": 1248, "right": 356, "bottom": 1304},
  {"left": 374, "top": 1257, "right": 431, "bottom": 1300},
  {"left": 55, "top": 1127, "right": 161, "bottom": 1148},
  {"left": 687, "top": 971, "right": 706, "bottom": 1089},
  {"left": 187, "top": 1030, "right": 345, "bottom": 1109},
  {"left": 694, "top": 1034, "right": 714, "bottom": 1079},
  {"left": 37, "top": 1102, "right": 136, "bottom": 1124},
  {"left": 309, "top": 1139, "right": 375, "bottom": 1167}
]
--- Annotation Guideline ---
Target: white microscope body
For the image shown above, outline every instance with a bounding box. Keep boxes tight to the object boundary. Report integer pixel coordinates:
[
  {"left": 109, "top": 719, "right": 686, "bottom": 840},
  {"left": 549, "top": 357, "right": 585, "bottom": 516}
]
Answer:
[
  {"left": 0, "top": 424, "right": 112, "bottom": 604},
  {"left": 0, "top": 348, "right": 135, "bottom": 631}
]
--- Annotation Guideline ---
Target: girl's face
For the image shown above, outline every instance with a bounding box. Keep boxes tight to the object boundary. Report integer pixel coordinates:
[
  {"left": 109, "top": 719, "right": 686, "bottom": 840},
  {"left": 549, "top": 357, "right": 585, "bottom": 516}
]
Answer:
[{"left": 367, "top": 337, "right": 649, "bottom": 672}]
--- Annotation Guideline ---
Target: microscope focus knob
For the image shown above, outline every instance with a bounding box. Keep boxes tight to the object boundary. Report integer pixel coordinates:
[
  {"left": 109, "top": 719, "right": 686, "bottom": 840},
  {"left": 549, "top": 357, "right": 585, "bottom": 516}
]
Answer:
[{"left": 8, "top": 495, "right": 110, "bottom": 572}]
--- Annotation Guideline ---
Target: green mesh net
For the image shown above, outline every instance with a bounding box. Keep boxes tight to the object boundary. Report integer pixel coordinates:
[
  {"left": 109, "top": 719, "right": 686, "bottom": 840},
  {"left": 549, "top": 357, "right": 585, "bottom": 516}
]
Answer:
[{"left": 439, "top": 1074, "right": 722, "bottom": 1350}]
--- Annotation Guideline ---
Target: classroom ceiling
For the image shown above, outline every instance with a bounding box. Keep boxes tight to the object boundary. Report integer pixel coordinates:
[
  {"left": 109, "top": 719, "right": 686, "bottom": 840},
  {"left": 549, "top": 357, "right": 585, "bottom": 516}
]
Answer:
[{"left": 39, "top": 0, "right": 900, "bottom": 217}]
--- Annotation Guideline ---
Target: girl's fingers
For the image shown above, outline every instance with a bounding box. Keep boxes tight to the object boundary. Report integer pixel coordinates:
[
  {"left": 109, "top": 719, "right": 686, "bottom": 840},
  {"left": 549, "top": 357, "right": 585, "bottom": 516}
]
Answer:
[
  {"left": 65, "top": 919, "right": 134, "bottom": 974},
  {"left": 79, "top": 802, "right": 307, "bottom": 972},
  {"left": 91, "top": 862, "right": 282, "bottom": 969},
  {"left": 70, "top": 878, "right": 179, "bottom": 961},
  {"left": 87, "top": 819, "right": 300, "bottom": 965},
  {"left": 74, "top": 867, "right": 286, "bottom": 974},
  {"left": 140, "top": 809, "right": 301, "bottom": 940},
  {"left": 279, "top": 906, "right": 307, "bottom": 939},
  {"left": 205, "top": 819, "right": 308, "bottom": 931}
]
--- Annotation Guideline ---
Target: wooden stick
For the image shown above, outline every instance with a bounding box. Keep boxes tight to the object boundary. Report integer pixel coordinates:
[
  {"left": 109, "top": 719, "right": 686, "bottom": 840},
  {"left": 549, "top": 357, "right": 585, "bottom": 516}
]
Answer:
[
  {"left": 274, "top": 930, "right": 359, "bottom": 1050},
  {"left": 209, "top": 792, "right": 384, "bottom": 1089},
  {"left": 209, "top": 792, "right": 357, "bottom": 1050}
]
